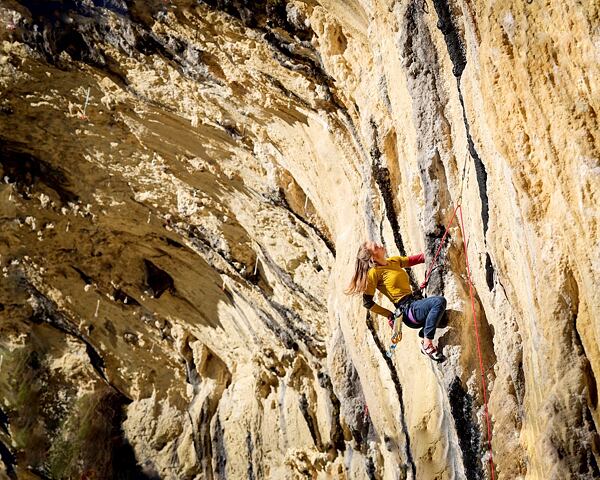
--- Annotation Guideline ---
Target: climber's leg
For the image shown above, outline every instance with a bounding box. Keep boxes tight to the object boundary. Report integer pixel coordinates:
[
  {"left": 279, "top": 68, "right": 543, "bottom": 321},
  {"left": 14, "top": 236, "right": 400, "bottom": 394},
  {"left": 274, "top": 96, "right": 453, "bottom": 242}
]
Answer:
[{"left": 409, "top": 296, "right": 447, "bottom": 341}]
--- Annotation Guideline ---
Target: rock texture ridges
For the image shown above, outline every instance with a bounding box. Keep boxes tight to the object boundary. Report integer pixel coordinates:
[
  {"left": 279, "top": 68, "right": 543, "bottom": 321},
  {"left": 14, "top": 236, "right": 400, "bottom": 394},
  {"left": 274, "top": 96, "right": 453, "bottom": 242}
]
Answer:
[{"left": 0, "top": 1, "right": 598, "bottom": 479}]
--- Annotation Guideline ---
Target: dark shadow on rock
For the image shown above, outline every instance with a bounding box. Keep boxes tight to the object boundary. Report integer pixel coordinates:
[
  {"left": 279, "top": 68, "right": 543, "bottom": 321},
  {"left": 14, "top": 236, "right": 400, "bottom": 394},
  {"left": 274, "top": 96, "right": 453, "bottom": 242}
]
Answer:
[
  {"left": 448, "top": 377, "right": 484, "bottom": 480},
  {"left": 0, "top": 140, "right": 78, "bottom": 204},
  {"left": 435, "top": 309, "right": 461, "bottom": 351},
  {"left": 143, "top": 259, "right": 174, "bottom": 298}
]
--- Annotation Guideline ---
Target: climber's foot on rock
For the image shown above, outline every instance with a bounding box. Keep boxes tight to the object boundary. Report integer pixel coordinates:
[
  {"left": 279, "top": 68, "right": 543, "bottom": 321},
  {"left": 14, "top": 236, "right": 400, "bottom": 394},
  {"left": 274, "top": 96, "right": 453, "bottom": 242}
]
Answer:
[{"left": 420, "top": 340, "right": 445, "bottom": 362}]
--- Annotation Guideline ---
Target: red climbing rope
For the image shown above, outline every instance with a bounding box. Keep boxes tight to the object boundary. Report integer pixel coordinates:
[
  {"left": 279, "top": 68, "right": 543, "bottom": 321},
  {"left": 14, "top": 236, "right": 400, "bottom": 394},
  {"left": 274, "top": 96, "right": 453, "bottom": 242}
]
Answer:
[{"left": 458, "top": 205, "right": 496, "bottom": 480}]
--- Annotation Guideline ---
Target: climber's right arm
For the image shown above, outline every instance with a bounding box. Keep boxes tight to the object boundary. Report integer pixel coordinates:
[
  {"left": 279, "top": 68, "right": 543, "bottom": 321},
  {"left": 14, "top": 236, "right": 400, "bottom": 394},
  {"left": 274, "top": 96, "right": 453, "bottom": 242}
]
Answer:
[
  {"left": 363, "top": 269, "right": 394, "bottom": 319},
  {"left": 362, "top": 294, "right": 393, "bottom": 318}
]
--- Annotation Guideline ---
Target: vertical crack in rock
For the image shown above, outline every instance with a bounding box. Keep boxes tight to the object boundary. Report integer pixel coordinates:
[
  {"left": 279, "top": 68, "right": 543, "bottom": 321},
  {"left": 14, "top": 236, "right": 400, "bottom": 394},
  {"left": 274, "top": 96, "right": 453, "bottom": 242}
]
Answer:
[
  {"left": 316, "top": 372, "right": 346, "bottom": 453},
  {"left": 369, "top": 121, "right": 419, "bottom": 291},
  {"left": 0, "top": 439, "right": 16, "bottom": 480},
  {"left": 416, "top": 146, "right": 453, "bottom": 297},
  {"left": 365, "top": 314, "right": 416, "bottom": 478},
  {"left": 366, "top": 455, "right": 378, "bottom": 480},
  {"left": 567, "top": 270, "right": 598, "bottom": 410},
  {"left": 185, "top": 408, "right": 203, "bottom": 476},
  {"left": 418, "top": 5, "right": 502, "bottom": 471},
  {"left": 563, "top": 269, "right": 600, "bottom": 477},
  {"left": 327, "top": 330, "right": 374, "bottom": 455},
  {"left": 181, "top": 340, "right": 206, "bottom": 477},
  {"left": 200, "top": 403, "right": 217, "bottom": 479},
  {"left": 423, "top": 230, "right": 448, "bottom": 295},
  {"left": 369, "top": 121, "right": 407, "bottom": 256},
  {"left": 430, "top": 0, "right": 466, "bottom": 77},
  {"left": 457, "top": 85, "right": 490, "bottom": 236},
  {"left": 448, "top": 377, "right": 484, "bottom": 480},
  {"left": 399, "top": 4, "right": 459, "bottom": 301},
  {"left": 183, "top": 342, "right": 232, "bottom": 479},
  {"left": 246, "top": 431, "right": 257, "bottom": 480},
  {"left": 484, "top": 253, "right": 495, "bottom": 291},
  {"left": 507, "top": 351, "right": 526, "bottom": 430},
  {"left": 379, "top": 209, "right": 387, "bottom": 250},
  {"left": 348, "top": 377, "right": 371, "bottom": 450},
  {"left": 212, "top": 414, "right": 227, "bottom": 480},
  {"left": 0, "top": 407, "right": 9, "bottom": 436},
  {"left": 581, "top": 407, "right": 600, "bottom": 478},
  {"left": 430, "top": 0, "right": 490, "bottom": 236},
  {"left": 299, "top": 393, "right": 322, "bottom": 450}
]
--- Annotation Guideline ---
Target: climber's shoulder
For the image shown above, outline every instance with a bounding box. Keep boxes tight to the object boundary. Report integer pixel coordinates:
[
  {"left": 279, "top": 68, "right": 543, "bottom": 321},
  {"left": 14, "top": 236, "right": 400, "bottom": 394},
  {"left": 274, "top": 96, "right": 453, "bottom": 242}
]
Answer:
[{"left": 386, "top": 256, "right": 409, "bottom": 267}]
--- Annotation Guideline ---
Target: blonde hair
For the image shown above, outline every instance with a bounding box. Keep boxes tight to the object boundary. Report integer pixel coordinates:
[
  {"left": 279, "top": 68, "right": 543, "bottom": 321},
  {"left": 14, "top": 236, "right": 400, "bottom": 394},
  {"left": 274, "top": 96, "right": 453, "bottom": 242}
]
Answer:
[{"left": 345, "top": 242, "right": 375, "bottom": 295}]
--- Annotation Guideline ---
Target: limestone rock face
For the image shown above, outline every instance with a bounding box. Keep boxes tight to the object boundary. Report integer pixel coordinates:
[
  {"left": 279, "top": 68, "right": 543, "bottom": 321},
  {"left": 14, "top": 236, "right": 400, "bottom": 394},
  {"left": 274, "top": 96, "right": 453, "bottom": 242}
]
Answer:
[{"left": 0, "top": 1, "right": 598, "bottom": 479}]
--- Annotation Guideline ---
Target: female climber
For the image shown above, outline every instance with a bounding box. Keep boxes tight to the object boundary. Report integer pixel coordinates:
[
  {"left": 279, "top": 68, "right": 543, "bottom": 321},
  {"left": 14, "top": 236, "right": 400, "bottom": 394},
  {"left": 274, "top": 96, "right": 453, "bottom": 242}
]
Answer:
[{"left": 345, "top": 241, "right": 447, "bottom": 361}]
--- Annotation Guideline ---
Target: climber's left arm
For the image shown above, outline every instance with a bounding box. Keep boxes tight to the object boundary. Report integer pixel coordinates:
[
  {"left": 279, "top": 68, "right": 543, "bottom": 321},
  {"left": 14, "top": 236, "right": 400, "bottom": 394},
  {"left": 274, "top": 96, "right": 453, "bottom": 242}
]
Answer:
[{"left": 387, "top": 253, "right": 425, "bottom": 267}]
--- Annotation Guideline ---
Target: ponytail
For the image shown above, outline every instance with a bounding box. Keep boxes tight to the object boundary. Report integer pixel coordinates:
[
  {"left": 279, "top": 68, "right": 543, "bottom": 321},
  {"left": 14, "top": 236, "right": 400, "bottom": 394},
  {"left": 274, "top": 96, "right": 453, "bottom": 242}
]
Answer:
[{"left": 344, "top": 242, "right": 375, "bottom": 295}]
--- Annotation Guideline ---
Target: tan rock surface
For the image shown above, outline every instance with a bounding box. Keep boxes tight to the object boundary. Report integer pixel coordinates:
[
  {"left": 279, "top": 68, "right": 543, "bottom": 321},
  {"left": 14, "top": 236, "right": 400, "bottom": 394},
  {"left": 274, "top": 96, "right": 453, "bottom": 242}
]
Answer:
[{"left": 0, "top": 1, "right": 598, "bottom": 479}]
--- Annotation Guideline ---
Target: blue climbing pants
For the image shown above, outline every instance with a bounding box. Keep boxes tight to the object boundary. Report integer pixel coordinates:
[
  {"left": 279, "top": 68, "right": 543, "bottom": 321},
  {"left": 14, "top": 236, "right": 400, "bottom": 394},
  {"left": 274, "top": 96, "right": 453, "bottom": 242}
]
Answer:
[{"left": 402, "top": 296, "right": 447, "bottom": 340}]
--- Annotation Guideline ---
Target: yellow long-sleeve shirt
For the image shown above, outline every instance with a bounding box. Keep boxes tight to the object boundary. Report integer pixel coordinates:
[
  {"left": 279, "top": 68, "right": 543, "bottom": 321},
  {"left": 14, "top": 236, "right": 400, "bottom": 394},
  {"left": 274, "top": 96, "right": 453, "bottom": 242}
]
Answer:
[{"left": 363, "top": 255, "right": 423, "bottom": 317}]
